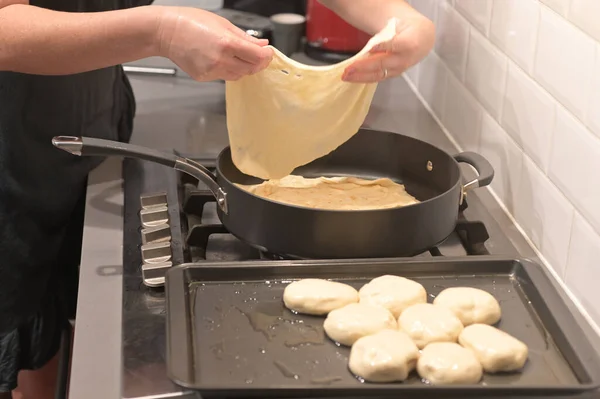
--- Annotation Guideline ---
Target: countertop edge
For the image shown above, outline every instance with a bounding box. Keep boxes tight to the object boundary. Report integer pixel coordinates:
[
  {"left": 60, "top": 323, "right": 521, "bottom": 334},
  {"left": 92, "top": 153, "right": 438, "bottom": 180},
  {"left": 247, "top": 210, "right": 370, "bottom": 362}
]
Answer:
[{"left": 69, "top": 157, "right": 125, "bottom": 399}]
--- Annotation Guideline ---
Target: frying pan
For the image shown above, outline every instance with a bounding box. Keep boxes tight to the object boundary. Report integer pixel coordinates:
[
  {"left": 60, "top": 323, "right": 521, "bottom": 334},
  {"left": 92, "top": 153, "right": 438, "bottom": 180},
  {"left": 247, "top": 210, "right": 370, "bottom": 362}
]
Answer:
[{"left": 52, "top": 128, "right": 493, "bottom": 258}]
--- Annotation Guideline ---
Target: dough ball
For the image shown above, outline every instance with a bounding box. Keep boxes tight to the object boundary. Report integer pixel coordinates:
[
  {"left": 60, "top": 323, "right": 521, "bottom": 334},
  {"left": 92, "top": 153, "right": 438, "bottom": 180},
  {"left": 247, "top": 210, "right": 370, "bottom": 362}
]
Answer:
[
  {"left": 458, "top": 324, "right": 528, "bottom": 373},
  {"left": 398, "top": 303, "right": 464, "bottom": 349},
  {"left": 433, "top": 287, "right": 501, "bottom": 326},
  {"left": 349, "top": 330, "right": 420, "bottom": 383},
  {"left": 323, "top": 303, "right": 397, "bottom": 346},
  {"left": 417, "top": 342, "right": 483, "bottom": 385},
  {"left": 358, "top": 275, "right": 427, "bottom": 318},
  {"left": 283, "top": 279, "right": 358, "bottom": 315}
]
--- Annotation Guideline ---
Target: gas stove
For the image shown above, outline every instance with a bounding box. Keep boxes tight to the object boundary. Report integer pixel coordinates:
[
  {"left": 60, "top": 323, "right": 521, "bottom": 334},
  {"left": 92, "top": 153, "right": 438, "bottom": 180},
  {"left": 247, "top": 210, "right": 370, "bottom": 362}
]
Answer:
[
  {"left": 121, "top": 152, "right": 520, "bottom": 399},
  {"left": 136, "top": 163, "right": 493, "bottom": 287}
]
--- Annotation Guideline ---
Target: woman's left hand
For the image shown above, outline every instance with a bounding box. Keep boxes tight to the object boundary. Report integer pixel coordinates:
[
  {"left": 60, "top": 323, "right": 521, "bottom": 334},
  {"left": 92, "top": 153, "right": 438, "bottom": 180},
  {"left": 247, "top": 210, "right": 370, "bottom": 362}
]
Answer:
[{"left": 342, "top": 15, "right": 435, "bottom": 83}]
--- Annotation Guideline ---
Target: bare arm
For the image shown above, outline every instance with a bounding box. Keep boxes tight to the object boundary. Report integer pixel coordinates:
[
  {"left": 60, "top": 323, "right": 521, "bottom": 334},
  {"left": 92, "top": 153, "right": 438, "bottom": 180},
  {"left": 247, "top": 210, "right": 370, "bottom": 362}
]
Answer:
[
  {"left": 318, "top": 0, "right": 427, "bottom": 35},
  {"left": 0, "top": 0, "right": 162, "bottom": 75},
  {"left": 0, "top": 1, "right": 272, "bottom": 80},
  {"left": 319, "top": 0, "right": 435, "bottom": 83}
]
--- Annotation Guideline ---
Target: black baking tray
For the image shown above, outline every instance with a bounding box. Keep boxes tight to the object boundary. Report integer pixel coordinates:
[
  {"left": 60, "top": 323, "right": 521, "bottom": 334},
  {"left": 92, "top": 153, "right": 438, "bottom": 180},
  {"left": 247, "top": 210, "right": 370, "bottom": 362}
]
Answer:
[{"left": 165, "top": 257, "right": 600, "bottom": 398}]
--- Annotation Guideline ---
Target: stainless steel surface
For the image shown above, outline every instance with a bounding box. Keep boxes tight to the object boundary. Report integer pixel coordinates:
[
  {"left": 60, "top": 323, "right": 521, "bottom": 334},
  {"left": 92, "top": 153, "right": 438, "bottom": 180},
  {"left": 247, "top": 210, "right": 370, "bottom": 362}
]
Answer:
[
  {"left": 140, "top": 206, "right": 170, "bottom": 227},
  {"left": 70, "top": 157, "right": 124, "bottom": 399},
  {"left": 72, "top": 61, "right": 600, "bottom": 399},
  {"left": 141, "top": 224, "right": 172, "bottom": 245},
  {"left": 141, "top": 241, "right": 172, "bottom": 264},
  {"left": 142, "top": 261, "right": 174, "bottom": 287},
  {"left": 140, "top": 192, "right": 168, "bottom": 209},
  {"left": 123, "top": 66, "right": 178, "bottom": 76},
  {"left": 52, "top": 135, "right": 83, "bottom": 155}
]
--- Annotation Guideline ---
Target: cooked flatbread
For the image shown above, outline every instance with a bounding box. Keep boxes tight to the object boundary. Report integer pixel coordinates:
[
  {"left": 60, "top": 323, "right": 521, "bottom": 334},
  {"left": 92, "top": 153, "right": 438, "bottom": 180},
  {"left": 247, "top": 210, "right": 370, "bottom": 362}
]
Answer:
[
  {"left": 225, "top": 19, "right": 398, "bottom": 180},
  {"left": 238, "top": 175, "right": 419, "bottom": 210}
]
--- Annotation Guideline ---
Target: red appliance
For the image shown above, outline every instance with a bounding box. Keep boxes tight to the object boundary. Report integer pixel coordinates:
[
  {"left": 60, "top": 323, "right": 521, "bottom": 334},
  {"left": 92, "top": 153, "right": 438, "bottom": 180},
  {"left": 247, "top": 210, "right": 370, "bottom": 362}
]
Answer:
[{"left": 305, "top": 0, "right": 372, "bottom": 59}]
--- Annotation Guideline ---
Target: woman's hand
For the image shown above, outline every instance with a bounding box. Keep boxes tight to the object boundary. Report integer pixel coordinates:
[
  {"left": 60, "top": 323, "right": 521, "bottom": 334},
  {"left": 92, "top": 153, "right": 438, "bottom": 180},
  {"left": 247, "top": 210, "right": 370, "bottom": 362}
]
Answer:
[
  {"left": 342, "top": 15, "right": 435, "bottom": 83},
  {"left": 156, "top": 7, "right": 273, "bottom": 81}
]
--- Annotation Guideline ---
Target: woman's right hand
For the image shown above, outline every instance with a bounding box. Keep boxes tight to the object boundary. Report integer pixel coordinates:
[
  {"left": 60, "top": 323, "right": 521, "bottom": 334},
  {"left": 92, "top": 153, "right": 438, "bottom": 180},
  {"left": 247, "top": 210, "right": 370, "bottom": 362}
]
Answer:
[{"left": 155, "top": 7, "right": 273, "bottom": 81}]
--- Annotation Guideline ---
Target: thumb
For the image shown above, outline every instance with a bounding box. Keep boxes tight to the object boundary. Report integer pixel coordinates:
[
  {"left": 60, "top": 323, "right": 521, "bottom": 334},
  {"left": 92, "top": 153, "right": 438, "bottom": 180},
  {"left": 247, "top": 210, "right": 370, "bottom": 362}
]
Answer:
[{"left": 369, "top": 18, "right": 402, "bottom": 53}]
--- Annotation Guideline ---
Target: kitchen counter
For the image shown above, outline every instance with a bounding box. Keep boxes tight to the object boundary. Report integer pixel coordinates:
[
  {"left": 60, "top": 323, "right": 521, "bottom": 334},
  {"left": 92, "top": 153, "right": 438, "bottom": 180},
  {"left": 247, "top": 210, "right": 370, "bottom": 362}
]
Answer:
[{"left": 69, "top": 66, "right": 600, "bottom": 398}]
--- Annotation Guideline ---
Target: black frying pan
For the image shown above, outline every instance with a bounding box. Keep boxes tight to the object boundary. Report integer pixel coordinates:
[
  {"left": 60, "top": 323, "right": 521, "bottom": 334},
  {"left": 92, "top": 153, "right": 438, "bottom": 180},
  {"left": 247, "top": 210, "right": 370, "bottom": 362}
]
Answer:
[{"left": 52, "top": 128, "right": 493, "bottom": 258}]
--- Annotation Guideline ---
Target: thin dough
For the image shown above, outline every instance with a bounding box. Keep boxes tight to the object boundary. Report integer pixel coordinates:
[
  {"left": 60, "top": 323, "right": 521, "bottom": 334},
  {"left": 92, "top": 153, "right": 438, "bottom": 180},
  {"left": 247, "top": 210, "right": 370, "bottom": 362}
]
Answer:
[
  {"left": 358, "top": 275, "right": 427, "bottom": 318},
  {"left": 283, "top": 279, "right": 358, "bottom": 315},
  {"left": 398, "top": 303, "right": 464, "bottom": 349},
  {"left": 323, "top": 303, "right": 397, "bottom": 346},
  {"left": 225, "top": 19, "right": 398, "bottom": 180},
  {"left": 239, "top": 175, "right": 419, "bottom": 210},
  {"left": 348, "top": 329, "right": 419, "bottom": 383},
  {"left": 433, "top": 287, "right": 501, "bottom": 326},
  {"left": 458, "top": 324, "right": 528, "bottom": 373},
  {"left": 417, "top": 342, "right": 483, "bottom": 385}
]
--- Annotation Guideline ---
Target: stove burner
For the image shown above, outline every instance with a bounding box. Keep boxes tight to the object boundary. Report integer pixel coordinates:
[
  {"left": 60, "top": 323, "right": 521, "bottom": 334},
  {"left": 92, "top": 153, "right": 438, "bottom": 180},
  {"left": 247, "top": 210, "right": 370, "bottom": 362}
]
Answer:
[{"left": 181, "top": 188, "right": 491, "bottom": 262}]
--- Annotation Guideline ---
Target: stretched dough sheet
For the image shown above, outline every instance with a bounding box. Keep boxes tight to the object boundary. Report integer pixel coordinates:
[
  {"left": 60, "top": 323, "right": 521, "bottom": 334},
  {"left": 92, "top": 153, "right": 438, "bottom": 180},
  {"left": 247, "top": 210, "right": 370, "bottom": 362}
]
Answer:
[
  {"left": 225, "top": 19, "right": 398, "bottom": 180},
  {"left": 238, "top": 175, "right": 419, "bottom": 210}
]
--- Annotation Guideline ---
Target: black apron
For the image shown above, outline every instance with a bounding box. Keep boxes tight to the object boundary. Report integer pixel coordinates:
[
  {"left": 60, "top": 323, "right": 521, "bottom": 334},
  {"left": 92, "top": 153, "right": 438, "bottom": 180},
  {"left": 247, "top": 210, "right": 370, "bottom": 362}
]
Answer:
[{"left": 0, "top": 0, "right": 147, "bottom": 335}]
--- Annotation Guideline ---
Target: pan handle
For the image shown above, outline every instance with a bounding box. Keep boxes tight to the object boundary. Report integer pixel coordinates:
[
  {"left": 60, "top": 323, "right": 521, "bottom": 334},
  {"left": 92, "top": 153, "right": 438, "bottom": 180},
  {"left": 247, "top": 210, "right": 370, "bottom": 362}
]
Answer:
[
  {"left": 51, "top": 136, "right": 229, "bottom": 214},
  {"left": 453, "top": 152, "right": 494, "bottom": 203}
]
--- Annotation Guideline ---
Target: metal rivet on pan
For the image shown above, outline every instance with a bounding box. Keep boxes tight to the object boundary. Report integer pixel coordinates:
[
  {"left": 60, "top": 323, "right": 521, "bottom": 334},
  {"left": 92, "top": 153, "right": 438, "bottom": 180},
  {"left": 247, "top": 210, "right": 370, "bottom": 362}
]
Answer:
[{"left": 427, "top": 161, "right": 433, "bottom": 171}]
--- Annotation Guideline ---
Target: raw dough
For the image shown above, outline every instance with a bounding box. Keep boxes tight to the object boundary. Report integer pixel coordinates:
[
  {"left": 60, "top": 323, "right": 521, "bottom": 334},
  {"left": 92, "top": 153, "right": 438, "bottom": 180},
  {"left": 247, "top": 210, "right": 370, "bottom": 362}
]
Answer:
[
  {"left": 358, "top": 275, "right": 427, "bottom": 318},
  {"left": 283, "top": 278, "right": 358, "bottom": 315},
  {"left": 417, "top": 342, "right": 483, "bottom": 385},
  {"left": 398, "top": 303, "right": 464, "bottom": 349},
  {"left": 239, "top": 175, "right": 419, "bottom": 210},
  {"left": 458, "top": 324, "right": 528, "bottom": 373},
  {"left": 225, "top": 19, "right": 398, "bottom": 180},
  {"left": 348, "top": 329, "right": 419, "bottom": 383},
  {"left": 323, "top": 303, "right": 397, "bottom": 346},
  {"left": 433, "top": 287, "right": 501, "bottom": 326}
]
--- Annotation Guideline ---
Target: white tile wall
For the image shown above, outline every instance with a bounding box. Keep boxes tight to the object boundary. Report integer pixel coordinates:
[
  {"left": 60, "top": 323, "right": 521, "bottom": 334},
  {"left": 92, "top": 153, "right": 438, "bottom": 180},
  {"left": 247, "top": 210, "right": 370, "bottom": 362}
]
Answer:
[
  {"left": 407, "top": 0, "right": 600, "bottom": 327},
  {"left": 534, "top": 6, "right": 595, "bottom": 121}
]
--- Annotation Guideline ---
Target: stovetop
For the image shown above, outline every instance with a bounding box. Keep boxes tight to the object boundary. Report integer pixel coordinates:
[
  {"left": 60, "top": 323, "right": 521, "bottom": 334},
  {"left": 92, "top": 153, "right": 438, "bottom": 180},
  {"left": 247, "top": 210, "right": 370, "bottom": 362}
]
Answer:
[{"left": 121, "top": 156, "right": 520, "bottom": 398}]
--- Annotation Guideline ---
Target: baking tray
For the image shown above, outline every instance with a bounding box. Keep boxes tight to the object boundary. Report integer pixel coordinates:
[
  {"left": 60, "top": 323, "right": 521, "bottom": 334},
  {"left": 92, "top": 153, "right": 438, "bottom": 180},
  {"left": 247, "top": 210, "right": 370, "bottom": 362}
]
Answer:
[{"left": 165, "top": 257, "right": 600, "bottom": 398}]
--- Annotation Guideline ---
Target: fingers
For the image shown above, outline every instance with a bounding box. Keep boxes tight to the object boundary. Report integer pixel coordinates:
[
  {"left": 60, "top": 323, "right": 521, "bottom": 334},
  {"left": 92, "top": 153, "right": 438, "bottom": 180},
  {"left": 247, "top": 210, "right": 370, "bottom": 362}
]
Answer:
[
  {"left": 221, "top": 55, "right": 260, "bottom": 76},
  {"left": 222, "top": 35, "right": 273, "bottom": 66},
  {"left": 215, "top": 44, "right": 272, "bottom": 80},
  {"left": 222, "top": 69, "right": 244, "bottom": 81},
  {"left": 342, "top": 53, "right": 405, "bottom": 83},
  {"left": 228, "top": 26, "right": 270, "bottom": 47}
]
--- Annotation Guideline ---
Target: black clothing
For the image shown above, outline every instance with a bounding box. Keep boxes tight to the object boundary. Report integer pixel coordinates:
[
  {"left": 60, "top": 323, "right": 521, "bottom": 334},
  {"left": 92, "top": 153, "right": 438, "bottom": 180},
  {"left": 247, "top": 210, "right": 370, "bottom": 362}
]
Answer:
[{"left": 0, "top": 0, "right": 142, "bottom": 390}]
